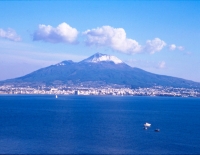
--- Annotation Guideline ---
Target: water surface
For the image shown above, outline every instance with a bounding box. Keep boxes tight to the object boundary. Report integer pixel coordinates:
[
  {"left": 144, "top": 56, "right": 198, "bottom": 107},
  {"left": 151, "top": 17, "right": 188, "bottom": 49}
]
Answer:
[{"left": 0, "top": 95, "right": 199, "bottom": 154}]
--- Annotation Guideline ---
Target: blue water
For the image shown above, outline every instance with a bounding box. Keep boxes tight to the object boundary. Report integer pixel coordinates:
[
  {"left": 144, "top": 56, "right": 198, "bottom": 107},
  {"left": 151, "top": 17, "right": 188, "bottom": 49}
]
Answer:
[{"left": 0, "top": 95, "right": 200, "bottom": 154}]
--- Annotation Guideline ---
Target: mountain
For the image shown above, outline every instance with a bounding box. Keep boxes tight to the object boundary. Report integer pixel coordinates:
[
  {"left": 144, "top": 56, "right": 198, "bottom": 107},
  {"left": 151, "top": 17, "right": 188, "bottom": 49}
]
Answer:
[{"left": 1, "top": 53, "right": 200, "bottom": 88}]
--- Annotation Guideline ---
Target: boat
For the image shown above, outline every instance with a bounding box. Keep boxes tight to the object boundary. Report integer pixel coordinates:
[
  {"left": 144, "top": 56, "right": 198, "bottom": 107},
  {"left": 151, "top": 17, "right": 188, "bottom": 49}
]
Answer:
[
  {"left": 55, "top": 95, "right": 58, "bottom": 98},
  {"left": 144, "top": 122, "right": 151, "bottom": 127},
  {"left": 155, "top": 129, "right": 160, "bottom": 132}
]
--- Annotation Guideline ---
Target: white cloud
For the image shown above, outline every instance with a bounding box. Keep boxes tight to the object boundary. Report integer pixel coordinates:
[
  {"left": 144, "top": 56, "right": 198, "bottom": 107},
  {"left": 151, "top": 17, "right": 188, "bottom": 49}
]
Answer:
[
  {"left": 83, "top": 26, "right": 142, "bottom": 54},
  {"left": 169, "top": 44, "right": 184, "bottom": 51},
  {"left": 169, "top": 44, "right": 176, "bottom": 51},
  {"left": 145, "top": 38, "right": 166, "bottom": 54},
  {"left": 0, "top": 28, "right": 21, "bottom": 41},
  {"left": 33, "top": 22, "right": 78, "bottom": 44},
  {"left": 158, "top": 61, "right": 166, "bottom": 69}
]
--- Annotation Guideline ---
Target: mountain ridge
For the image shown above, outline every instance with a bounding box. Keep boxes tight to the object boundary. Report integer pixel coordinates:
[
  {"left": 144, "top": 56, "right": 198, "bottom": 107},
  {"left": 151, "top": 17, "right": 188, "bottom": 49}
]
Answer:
[{"left": 1, "top": 53, "right": 200, "bottom": 89}]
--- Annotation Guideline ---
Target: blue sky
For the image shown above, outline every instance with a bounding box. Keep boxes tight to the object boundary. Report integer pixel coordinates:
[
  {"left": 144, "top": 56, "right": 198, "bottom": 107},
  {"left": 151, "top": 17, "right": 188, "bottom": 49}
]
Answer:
[{"left": 0, "top": 1, "right": 200, "bottom": 82}]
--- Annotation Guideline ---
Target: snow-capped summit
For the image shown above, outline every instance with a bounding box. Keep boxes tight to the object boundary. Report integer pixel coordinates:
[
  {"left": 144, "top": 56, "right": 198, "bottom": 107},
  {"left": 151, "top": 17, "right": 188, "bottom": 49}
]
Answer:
[{"left": 81, "top": 53, "right": 123, "bottom": 64}]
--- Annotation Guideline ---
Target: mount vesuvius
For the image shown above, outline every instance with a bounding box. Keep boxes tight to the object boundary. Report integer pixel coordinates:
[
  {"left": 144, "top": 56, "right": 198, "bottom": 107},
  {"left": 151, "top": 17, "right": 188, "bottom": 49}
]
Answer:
[{"left": 1, "top": 53, "right": 200, "bottom": 88}]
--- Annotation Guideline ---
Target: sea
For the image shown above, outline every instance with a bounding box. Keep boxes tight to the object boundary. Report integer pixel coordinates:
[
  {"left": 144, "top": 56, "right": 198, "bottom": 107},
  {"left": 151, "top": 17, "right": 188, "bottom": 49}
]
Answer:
[{"left": 0, "top": 95, "right": 200, "bottom": 154}]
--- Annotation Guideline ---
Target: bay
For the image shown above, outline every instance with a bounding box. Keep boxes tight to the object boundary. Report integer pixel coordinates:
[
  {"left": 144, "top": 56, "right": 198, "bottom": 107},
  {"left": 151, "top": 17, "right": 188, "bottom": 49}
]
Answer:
[{"left": 0, "top": 95, "right": 200, "bottom": 154}]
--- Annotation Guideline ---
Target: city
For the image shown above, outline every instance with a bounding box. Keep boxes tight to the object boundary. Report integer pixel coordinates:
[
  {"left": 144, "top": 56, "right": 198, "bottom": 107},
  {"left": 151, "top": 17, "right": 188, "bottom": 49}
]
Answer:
[{"left": 0, "top": 85, "right": 199, "bottom": 97}]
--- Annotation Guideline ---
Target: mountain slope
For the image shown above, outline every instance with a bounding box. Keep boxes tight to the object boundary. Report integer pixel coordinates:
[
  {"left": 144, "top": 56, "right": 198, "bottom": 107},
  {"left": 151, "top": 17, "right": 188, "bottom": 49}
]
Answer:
[{"left": 1, "top": 53, "right": 200, "bottom": 88}]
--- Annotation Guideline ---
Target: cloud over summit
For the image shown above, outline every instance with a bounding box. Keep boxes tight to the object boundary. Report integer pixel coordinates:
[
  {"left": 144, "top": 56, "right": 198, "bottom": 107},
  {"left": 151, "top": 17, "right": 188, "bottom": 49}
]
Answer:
[
  {"left": 33, "top": 22, "right": 78, "bottom": 44},
  {"left": 83, "top": 26, "right": 142, "bottom": 54}
]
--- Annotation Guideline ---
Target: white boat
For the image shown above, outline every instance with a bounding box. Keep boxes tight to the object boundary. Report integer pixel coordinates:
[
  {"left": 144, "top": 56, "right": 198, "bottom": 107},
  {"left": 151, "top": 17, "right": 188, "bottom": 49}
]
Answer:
[
  {"left": 55, "top": 95, "right": 58, "bottom": 98},
  {"left": 144, "top": 122, "right": 151, "bottom": 127}
]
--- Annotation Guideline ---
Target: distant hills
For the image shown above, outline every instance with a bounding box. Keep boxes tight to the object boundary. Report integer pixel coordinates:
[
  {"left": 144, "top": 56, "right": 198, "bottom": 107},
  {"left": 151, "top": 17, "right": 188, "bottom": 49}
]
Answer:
[{"left": 1, "top": 53, "right": 200, "bottom": 88}]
